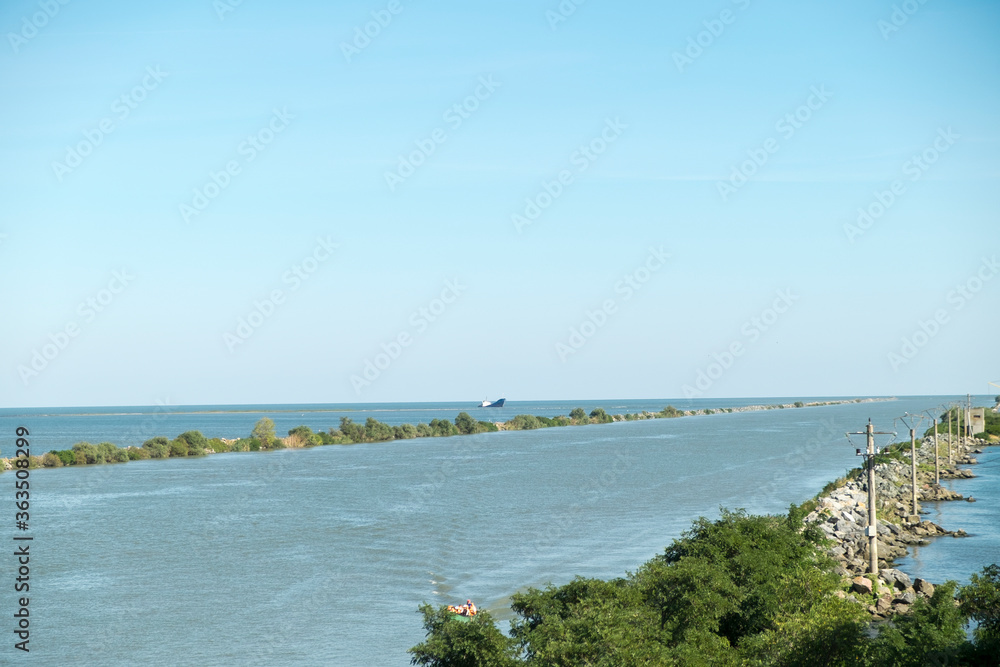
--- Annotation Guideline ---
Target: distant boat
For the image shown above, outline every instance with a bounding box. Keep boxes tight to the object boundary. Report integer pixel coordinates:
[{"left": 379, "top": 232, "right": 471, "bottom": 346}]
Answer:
[{"left": 478, "top": 398, "right": 505, "bottom": 408}]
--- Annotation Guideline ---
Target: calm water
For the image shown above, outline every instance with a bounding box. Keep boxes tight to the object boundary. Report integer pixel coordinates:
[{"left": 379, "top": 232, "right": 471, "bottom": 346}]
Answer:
[{"left": 1, "top": 396, "right": 996, "bottom": 665}]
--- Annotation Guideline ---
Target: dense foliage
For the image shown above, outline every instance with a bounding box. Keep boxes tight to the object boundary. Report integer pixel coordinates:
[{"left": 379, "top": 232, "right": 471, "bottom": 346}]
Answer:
[
  {"left": 409, "top": 509, "right": 1000, "bottom": 666},
  {"left": 19, "top": 405, "right": 683, "bottom": 469}
]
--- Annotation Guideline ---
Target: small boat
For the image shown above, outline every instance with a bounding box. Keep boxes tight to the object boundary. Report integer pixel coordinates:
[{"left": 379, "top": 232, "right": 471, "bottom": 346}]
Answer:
[
  {"left": 447, "top": 601, "right": 478, "bottom": 621},
  {"left": 478, "top": 398, "right": 505, "bottom": 408}
]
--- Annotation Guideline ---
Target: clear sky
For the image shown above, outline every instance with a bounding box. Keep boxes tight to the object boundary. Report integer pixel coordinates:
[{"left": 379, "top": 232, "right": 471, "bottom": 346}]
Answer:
[{"left": 2, "top": 0, "right": 998, "bottom": 407}]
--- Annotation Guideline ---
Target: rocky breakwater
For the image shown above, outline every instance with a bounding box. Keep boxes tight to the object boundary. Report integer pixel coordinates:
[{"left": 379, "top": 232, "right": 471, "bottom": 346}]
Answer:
[{"left": 803, "top": 433, "right": 994, "bottom": 619}]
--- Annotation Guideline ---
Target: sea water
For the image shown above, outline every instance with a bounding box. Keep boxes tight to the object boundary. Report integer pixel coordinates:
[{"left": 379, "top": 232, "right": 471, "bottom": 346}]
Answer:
[{"left": 0, "top": 396, "right": 995, "bottom": 665}]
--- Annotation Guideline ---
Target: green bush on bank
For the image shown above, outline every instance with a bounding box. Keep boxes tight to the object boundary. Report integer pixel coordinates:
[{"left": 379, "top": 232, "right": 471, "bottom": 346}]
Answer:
[{"left": 409, "top": 507, "right": 1000, "bottom": 666}]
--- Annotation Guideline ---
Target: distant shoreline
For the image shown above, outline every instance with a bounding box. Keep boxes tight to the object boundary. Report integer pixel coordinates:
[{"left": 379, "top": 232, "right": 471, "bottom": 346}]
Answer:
[{"left": 3, "top": 397, "right": 897, "bottom": 471}]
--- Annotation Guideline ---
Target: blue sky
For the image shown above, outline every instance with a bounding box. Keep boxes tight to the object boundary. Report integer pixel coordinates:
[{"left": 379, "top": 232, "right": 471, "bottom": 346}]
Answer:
[{"left": 2, "top": 0, "right": 998, "bottom": 407}]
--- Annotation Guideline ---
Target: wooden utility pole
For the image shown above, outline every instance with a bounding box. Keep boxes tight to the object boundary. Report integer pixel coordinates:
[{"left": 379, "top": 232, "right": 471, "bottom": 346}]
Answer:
[
  {"left": 847, "top": 419, "right": 894, "bottom": 577},
  {"left": 867, "top": 421, "right": 879, "bottom": 575},
  {"left": 896, "top": 413, "right": 925, "bottom": 519},
  {"left": 947, "top": 407, "right": 953, "bottom": 465},
  {"left": 933, "top": 418, "right": 939, "bottom": 485},
  {"left": 965, "top": 394, "right": 972, "bottom": 442}
]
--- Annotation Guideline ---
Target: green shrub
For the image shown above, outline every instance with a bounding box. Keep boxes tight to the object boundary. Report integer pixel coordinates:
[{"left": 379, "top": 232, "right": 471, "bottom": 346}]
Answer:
[
  {"left": 507, "top": 414, "right": 542, "bottom": 430},
  {"left": 142, "top": 437, "right": 170, "bottom": 459},
  {"left": 455, "top": 412, "right": 479, "bottom": 435},
  {"left": 589, "top": 408, "right": 613, "bottom": 423},
  {"left": 72, "top": 442, "right": 99, "bottom": 465},
  {"left": 41, "top": 452, "right": 62, "bottom": 467},
  {"left": 127, "top": 447, "right": 151, "bottom": 461},
  {"left": 429, "top": 419, "right": 458, "bottom": 438},
  {"left": 53, "top": 450, "right": 76, "bottom": 466},
  {"left": 208, "top": 439, "right": 230, "bottom": 453}
]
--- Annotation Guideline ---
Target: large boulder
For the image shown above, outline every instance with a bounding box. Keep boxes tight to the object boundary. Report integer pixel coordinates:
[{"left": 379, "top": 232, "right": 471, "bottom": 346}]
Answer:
[
  {"left": 880, "top": 568, "right": 912, "bottom": 591},
  {"left": 851, "top": 576, "right": 873, "bottom": 595},
  {"left": 914, "top": 578, "right": 935, "bottom": 597}
]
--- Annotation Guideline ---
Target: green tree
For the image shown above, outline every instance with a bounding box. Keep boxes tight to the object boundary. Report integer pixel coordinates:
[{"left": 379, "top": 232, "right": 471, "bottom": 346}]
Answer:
[
  {"left": 169, "top": 439, "right": 189, "bottom": 457},
  {"left": 738, "top": 595, "right": 869, "bottom": 666},
  {"left": 96, "top": 442, "right": 120, "bottom": 463},
  {"left": 40, "top": 452, "right": 62, "bottom": 467},
  {"left": 589, "top": 408, "right": 612, "bottom": 423},
  {"left": 365, "top": 417, "right": 395, "bottom": 442},
  {"left": 339, "top": 417, "right": 367, "bottom": 442},
  {"left": 176, "top": 431, "right": 208, "bottom": 455},
  {"left": 430, "top": 419, "right": 459, "bottom": 437},
  {"left": 510, "top": 577, "right": 675, "bottom": 666},
  {"left": 657, "top": 508, "right": 836, "bottom": 645},
  {"left": 251, "top": 418, "right": 277, "bottom": 447},
  {"left": 72, "top": 442, "right": 99, "bottom": 464},
  {"left": 395, "top": 423, "right": 418, "bottom": 439},
  {"left": 455, "top": 412, "right": 478, "bottom": 435},
  {"left": 569, "top": 407, "right": 587, "bottom": 422},
  {"left": 507, "top": 415, "right": 541, "bottom": 430},
  {"left": 142, "top": 436, "right": 170, "bottom": 459},
  {"left": 869, "top": 582, "right": 967, "bottom": 666},
  {"left": 286, "top": 425, "right": 314, "bottom": 447},
  {"left": 127, "top": 447, "right": 151, "bottom": 460},
  {"left": 409, "top": 604, "right": 518, "bottom": 667},
  {"left": 959, "top": 564, "right": 1000, "bottom": 657},
  {"left": 52, "top": 449, "right": 76, "bottom": 466}
]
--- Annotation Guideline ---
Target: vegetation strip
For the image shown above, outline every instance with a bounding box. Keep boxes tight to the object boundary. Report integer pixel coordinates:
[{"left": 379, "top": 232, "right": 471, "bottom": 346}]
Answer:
[{"left": 2, "top": 398, "right": 893, "bottom": 470}]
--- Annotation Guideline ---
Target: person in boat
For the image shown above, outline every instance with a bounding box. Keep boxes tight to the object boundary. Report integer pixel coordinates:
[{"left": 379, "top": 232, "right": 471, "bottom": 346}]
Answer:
[{"left": 466, "top": 599, "right": 477, "bottom": 616}]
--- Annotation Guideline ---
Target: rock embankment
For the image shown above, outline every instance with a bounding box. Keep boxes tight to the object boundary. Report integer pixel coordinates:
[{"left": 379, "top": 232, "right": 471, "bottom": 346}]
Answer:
[{"left": 804, "top": 433, "right": 994, "bottom": 619}]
